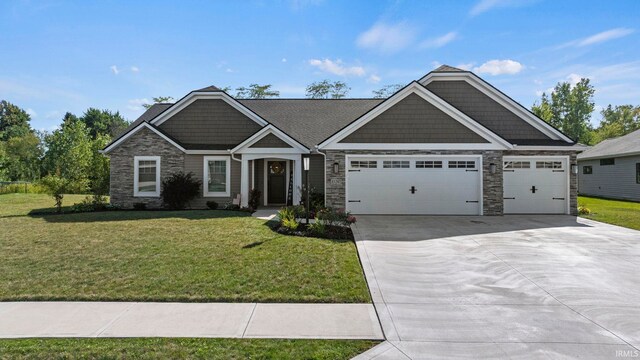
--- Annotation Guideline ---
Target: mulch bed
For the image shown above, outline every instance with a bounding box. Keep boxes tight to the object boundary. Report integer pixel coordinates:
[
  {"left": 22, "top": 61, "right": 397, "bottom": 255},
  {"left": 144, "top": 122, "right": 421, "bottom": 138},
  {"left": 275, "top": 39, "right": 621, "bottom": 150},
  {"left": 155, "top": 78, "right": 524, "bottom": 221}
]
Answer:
[{"left": 270, "top": 222, "right": 354, "bottom": 241}]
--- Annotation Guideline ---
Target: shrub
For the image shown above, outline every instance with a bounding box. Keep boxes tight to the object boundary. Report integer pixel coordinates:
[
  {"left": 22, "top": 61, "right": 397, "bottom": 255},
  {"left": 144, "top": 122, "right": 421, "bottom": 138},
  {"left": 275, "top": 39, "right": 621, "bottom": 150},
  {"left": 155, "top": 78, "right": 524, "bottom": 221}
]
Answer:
[
  {"left": 133, "top": 202, "right": 147, "bottom": 210},
  {"left": 309, "top": 188, "right": 325, "bottom": 212},
  {"left": 316, "top": 207, "right": 356, "bottom": 227},
  {"left": 248, "top": 188, "right": 261, "bottom": 210},
  {"left": 223, "top": 202, "right": 240, "bottom": 210},
  {"left": 307, "top": 219, "right": 326, "bottom": 236},
  {"left": 0, "top": 182, "right": 47, "bottom": 195},
  {"left": 38, "top": 175, "right": 88, "bottom": 213},
  {"left": 161, "top": 172, "right": 201, "bottom": 210},
  {"left": 277, "top": 206, "right": 300, "bottom": 231},
  {"left": 206, "top": 201, "right": 218, "bottom": 210},
  {"left": 70, "top": 194, "right": 109, "bottom": 213},
  {"left": 578, "top": 204, "right": 591, "bottom": 215}
]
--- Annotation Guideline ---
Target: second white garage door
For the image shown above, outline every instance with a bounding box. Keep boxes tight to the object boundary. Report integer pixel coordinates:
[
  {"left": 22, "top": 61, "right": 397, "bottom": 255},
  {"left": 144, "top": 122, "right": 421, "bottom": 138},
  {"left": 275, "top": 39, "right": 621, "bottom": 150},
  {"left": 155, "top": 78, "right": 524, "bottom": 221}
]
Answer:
[{"left": 346, "top": 156, "right": 482, "bottom": 215}]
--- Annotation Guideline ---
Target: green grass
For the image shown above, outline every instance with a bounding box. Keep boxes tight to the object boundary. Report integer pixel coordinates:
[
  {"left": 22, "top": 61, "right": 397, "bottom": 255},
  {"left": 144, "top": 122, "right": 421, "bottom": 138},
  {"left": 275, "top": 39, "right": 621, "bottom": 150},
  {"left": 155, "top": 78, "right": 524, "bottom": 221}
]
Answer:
[
  {"left": 579, "top": 196, "right": 640, "bottom": 230},
  {"left": 0, "top": 194, "right": 370, "bottom": 303},
  {"left": 0, "top": 338, "right": 379, "bottom": 359}
]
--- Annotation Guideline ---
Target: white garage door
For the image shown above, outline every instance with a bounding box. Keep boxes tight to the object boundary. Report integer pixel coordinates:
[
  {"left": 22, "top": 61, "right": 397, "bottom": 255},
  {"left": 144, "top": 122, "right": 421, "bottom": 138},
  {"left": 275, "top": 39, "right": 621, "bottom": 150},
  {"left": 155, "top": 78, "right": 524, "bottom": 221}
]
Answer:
[
  {"left": 346, "top": 156, "right": 482, "bottom": 215},
  {"left": 503, "top": 156, "right": 568, "bottom": 214}
]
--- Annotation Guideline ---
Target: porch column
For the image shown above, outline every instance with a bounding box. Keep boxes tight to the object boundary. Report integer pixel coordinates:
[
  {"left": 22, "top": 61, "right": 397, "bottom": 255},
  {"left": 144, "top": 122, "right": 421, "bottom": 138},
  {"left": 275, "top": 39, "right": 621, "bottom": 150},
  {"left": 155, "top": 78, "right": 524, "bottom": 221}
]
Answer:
[
  {"left": 293, "top": 156, "right": 303, "bottom": 205},
  {"left": 240, "top": 156, "right": 250, "bottom": 207}
]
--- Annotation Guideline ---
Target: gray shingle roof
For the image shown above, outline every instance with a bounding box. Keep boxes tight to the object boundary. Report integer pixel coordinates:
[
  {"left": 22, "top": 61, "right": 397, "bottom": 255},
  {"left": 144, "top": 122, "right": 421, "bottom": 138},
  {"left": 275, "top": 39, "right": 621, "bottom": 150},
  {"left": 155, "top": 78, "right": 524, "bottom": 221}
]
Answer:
[
  {"left": 432, "top": 65, "right": 467, "bottom": 72},
  {"left": 238, "top": 99, "right": 384, "bottom": 148},
  {"left": 578, "top": 129, "right": 640, "bottom": 160}
]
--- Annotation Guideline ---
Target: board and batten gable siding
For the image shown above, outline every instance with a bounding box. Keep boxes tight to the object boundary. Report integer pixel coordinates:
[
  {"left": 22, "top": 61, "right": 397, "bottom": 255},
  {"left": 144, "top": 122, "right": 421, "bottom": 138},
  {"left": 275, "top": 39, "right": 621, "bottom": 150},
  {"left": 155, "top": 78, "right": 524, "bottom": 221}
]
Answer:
[
  {"left": 184, "top": 154, "right": 241, "bottom": 207},
  {"left": 425, "top": 80, "right": 551, "bottom": 141},
  {"left": 249, "top": 133, "right": 293, "bottom": 148},
  {"left": 158, "top": 99, "right": 264, "bottom": 146},
  {"left": 109, "top": 127, "right": 184, "bottom": 209},
  {"left": 339, "top": 93, "right": 488, "bottom": 144},
  {"left": 578, "top": 155, "right": 640, "bottom": 201}
]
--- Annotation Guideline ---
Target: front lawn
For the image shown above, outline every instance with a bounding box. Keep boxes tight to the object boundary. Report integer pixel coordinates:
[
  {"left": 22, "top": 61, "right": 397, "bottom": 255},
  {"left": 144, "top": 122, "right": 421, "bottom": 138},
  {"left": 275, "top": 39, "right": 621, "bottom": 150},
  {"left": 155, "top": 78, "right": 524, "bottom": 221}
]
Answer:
[
  {"left": 0, "top": 194, "right": 370, "bottom": 303},
  {"left": 579, "top": 196, "right": 640, "bottom": 230},
  {"left": 0, "top": 338, "right": 379, "bottom": 360}
]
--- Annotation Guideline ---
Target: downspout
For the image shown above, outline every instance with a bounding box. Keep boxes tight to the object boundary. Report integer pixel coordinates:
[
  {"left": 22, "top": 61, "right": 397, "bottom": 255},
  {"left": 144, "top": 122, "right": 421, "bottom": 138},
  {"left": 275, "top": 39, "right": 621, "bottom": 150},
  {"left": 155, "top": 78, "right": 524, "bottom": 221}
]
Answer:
[{"left": 313, "top": 145, "right": 327, "bottom": 206}]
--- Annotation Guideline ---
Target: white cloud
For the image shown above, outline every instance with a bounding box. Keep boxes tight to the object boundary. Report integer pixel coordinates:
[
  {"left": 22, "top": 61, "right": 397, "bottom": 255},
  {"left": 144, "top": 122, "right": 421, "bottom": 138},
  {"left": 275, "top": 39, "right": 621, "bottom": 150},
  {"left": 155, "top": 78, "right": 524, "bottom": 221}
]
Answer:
[
  {"left": 577, "top": 28, "right": 634, "bottom": 47},
  {"left": 110, "top": 65, "right": 120, "bottom": 75},
  {"left": 130, "top": 66, "right": 139, "bottom": 73},
  {"left": 420, "top": 31, "right": 458, "bottom": 48},
  {"left": 127, "top": 98, "right": 150, "bottom": 112},
  {"left": 456, "top": 63, "right": 474, "bottom": 71},
  {"left": 45, "top": 110, "right": 61, "bottom": 120},
  {"left": 566, "top": 73, "right": 583, "bottom": 86},
  {"left": 469, "top": 0, "right": 534, "bottom": 17},
  {"left": 367, "top": 74, "right": 381, "bottom": 84},
  {"left": 356, "top": 22, "right": 416, "bottom": 53},
  {"left": 225, "top": 68, "right": 235, "bottom": 73},
  {"left": 26, "top": 108, "right": 37, "bottom": 118},
  {"left": 473, "top": 59, "right": 524, "bottom": 75},
  {"left": 282, "top": 58, "right": 287, "bottom": 62},
  {"left": 308, "top": 59, "right": 366, "bottom": 77}
]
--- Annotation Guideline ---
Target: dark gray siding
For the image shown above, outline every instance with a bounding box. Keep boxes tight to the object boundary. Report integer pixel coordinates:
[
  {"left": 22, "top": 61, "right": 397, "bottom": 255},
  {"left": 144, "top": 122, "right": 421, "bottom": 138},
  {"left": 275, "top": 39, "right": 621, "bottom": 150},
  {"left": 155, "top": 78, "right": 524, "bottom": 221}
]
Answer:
[
  {"left": 159, "top": 99, "right": 263, "bottom": 146},
  {"left": 184, "top": 154, "right": 241, "bottom": 208},
  {"left": 339, "top": 93, "right": 488, "bottom": 143},
  {"left": 425, "top": 80, "right": 551, "bottom": 141},
  {"left": 578, "top": 155, "right": 640, "bottom": 201},
  {"left": 249, "top": 133, "right": 292, "bottom": 148},
  {"left": 303, "top": 154, "right": 325, "bottom": 195}
]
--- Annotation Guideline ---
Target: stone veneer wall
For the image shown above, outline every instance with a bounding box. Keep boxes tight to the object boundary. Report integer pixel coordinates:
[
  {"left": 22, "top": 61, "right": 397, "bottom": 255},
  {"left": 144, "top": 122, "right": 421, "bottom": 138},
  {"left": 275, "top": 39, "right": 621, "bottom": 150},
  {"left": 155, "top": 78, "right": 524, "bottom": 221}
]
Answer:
[
  {"left": 503, "top": 150, "right": 579, "bottom": 216},
  {"left": 109, "top": 127, "right": 184, "bottom": 208},
  {"left": 324, "top": 150, "right": 504, "bottom": 215}
]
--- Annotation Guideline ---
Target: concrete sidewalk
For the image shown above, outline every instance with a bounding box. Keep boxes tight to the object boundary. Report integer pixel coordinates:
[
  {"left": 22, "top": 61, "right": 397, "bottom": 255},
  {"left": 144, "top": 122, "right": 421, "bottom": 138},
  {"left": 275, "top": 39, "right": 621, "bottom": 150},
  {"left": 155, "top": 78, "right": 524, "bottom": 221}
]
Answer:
[{"left": 0, "top": 302, "right": 383, "bottom": 339}]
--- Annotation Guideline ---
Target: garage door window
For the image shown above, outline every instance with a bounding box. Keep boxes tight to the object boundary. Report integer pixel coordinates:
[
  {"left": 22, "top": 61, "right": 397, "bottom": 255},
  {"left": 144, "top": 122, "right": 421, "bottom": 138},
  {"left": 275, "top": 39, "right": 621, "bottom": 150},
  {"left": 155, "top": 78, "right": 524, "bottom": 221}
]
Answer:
[
  {"left": 351, "top": 161, "right": 377, "bottom": 169},
  {"left": 636, "top": 163, "right": 640, "bottom": 184},
  {"left": 448, "top": 161, "right": 475, "bottom": 169},
  {"left": 383, "top": 161, "right": 410, "bottom": 168},
  {"left": 416, "top": 161, "right": 443, "bottom": 168},
  {"left": 583, "top": 166, "right": 592, "bottom": 174},
  {"left": 536, "top": 161, "right": 562, "bottom": 169},
  {"left": 504, "top": 161, "right": 530, "bottom": 169}
]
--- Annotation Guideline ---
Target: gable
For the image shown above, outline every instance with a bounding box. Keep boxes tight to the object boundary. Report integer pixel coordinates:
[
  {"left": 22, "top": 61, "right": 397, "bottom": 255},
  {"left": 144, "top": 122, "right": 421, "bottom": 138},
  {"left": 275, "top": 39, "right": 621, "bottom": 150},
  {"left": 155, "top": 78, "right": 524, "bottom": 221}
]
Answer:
[
  {"left": 158, "top": 99, "right": 263, "bottom": 147},
  {"left": 339, "top": 93, "right": 488, "bottom": 144},
  {"left": 425, "top": 80, "right": 552, "bottom": 142},
  {"left": 249, "top": 133, "right": 293, "bottom": 148}
]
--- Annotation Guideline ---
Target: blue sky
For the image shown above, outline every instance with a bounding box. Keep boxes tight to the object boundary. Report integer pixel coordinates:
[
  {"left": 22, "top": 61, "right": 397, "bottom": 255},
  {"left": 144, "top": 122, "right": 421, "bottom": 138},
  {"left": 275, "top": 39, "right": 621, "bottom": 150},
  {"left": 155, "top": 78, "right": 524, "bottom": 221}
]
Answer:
[{"left": 1, "top": 0, "right": 639, "bottom": 131}]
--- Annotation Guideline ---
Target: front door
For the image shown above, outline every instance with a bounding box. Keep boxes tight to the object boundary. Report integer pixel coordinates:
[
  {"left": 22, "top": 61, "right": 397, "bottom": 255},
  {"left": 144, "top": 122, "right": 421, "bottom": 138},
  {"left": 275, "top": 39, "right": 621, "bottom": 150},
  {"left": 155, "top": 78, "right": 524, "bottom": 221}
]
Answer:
[{"left": 267, "top": 161, "right": 286, "bottom": 204}]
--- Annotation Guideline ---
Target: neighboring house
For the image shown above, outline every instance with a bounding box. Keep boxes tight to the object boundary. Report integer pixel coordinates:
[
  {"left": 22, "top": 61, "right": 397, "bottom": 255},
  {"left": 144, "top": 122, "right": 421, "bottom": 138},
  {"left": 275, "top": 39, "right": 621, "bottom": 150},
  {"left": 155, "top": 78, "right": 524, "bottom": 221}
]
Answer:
[
  {"left": 102, "top": 65, "right": 584, "bottom": 215},
  {"left": 577, "top": 129, "right": 640, "bottom": 201}
]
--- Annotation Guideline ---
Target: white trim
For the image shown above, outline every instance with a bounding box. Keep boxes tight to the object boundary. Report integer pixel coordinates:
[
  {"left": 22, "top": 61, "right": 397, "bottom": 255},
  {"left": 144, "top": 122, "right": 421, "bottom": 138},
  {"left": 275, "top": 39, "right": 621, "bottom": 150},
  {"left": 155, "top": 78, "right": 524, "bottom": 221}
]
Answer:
[
  {"left": 150, "top": 92, "right": 268, "bottom": 127},
  {"left": 503, "top": 155, "right": 571, "bottom": 215},
  {"left": 231, "top": 125, "right": 309, "bottom": 154},
  {"left": 318, "top": 82, "right": 512, "bottom": 150},
  {"left": 578, "top": 151, "right": 640, "bottom": 161},
  {"left": 241, "top": 153, "right": 302, "bottom": 207},
  {"left": 184, "top": 150, "right": 230, "bottom": 155},
  {"left": 103, "top": 123, "right": 185, "bottom": 154},
  {"left": 513, "top": 145, "right": 587, "bottom": 151},
  {"left": 344, "top": 154, "right": 483, "bottom": 215},
  {"left": 133, "top": 156, "right": 161, "bottom": 197},
  {"left": 420, "top": 72, "right": 573, "bottom": 143},
  {"left": 203, "top": 156, "right": 231, "bottom": 197}
]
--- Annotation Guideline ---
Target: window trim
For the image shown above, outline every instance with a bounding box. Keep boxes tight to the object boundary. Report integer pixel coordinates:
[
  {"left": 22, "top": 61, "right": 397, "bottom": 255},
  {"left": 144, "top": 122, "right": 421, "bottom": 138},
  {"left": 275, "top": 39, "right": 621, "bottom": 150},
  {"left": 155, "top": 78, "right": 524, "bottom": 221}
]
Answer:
[
  {"left": 133, "top": 156, "right": 161, "bottom": 197},
  {"left": 583, "top": 165, "right": 593, "bottom": 175},
  {"left": 203, "top": 156, "right": 231, "bottom": 197}
]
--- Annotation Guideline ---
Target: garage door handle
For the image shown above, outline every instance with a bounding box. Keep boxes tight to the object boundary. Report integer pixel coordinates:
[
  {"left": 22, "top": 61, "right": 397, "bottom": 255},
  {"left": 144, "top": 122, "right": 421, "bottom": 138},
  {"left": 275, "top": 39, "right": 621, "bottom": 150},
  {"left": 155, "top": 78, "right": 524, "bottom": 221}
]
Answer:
[
  {"left": 552, "top": 170, "right": 564, "bottom": 172},
  {"left": 552, "top": 197, "right": 565, "bottom": 200},
  {"left": 348, "top": 200, "right": 361, "bottom": 203},
  {"left": 466, "top": 169, "right": 479, "bottom": 172},
  {"left": 348, "top": 170, "right": 361, "bottom": 172},
  {"left": 504, "top": 169, "right": 515, "bottom": 172},
  {"left": 504, "top": 197, "right": 515, "bottom": 200},
  {"left": 466, "top": 201, "right": 479, "bottom": 203}
]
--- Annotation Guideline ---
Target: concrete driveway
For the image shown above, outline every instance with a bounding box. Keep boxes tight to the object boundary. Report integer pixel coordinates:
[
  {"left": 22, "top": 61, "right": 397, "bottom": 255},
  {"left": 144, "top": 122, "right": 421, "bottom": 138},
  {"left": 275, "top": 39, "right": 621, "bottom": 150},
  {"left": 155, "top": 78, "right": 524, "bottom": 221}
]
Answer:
[{"left": 353, "top": 215, "right": 640, "bottom": 359}]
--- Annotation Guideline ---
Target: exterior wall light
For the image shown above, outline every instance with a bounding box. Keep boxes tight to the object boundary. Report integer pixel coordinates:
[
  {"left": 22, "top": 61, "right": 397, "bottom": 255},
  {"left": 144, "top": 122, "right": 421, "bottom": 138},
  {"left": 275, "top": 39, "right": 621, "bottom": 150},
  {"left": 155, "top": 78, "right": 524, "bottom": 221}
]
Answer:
[
  {"left": 303, "top": 157, "right": 310, "bottom": 171},
  {"left": 571, "top": 164, "right": 578, "bottom": 174},
  {"left": 489, "top": 163, "right": 497, "bottom": 174},
  {"left": 333, "top": 162, "right": 339, "bottom": 174}
]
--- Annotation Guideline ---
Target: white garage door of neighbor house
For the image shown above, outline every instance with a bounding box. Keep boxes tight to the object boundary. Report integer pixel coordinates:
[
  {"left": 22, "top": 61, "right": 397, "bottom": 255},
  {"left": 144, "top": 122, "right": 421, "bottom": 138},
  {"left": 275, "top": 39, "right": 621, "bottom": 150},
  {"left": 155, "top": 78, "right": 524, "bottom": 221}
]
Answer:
[
  {"left": 503, "top": 156, "right": 568, "bottom": 214},
  {"left": 346, "top": 156, "right": 482, "bottom": 215}
]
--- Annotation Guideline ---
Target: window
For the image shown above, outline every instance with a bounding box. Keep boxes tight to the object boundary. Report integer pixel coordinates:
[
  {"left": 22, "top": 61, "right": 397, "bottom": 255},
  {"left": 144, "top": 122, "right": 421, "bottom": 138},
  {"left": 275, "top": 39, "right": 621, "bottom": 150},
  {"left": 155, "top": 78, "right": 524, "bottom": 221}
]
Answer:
[
  {"left": 448, "top": 161, "right": 475, "bottom": 169},
  {"left": 134, "top": 156, "right": 161, "bottom": 197},
  {"left": 416, "top": 160, "right": 443, "bottom": 168},
  {"left": 503, "top": 161, "right": 530, "bottom": 169},
  {"left": 203, "top": 156, "right": 230, "bottom": 197},
  {"left": 383, "top": 160, "right": 410, "bottom": 168},
  {"left": 600, "top": 158, "right": 615, "bottom": 166},
  {"left": 583, "top": 166, "right": 593, "bottom": 175},
  {"left": 536, "top": 161, "right": 563, "bottom": 169},
  {"left": 350, "top": 160, "right": 377, "bottom": 169},
  {"left": 637, "top": 163, "right": 640, "bottom": 184}
]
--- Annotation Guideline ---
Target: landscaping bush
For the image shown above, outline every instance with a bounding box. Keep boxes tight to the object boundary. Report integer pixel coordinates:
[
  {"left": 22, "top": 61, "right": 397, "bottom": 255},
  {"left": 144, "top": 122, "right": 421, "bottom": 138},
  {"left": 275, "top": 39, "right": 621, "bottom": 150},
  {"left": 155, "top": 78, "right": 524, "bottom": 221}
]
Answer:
[
  {"left": 161, "top": 172, "right": 201, "bottom": 210},
  {"left": 70, "top": 194, "right": 109, "bottom": 213},
  {"left": 578, "top": 204, "right": 592, "bottom": 215},
  {"left": 309, "top": 188, "right": 325, "bottom": 213},
  {"left": 278, "top": 207, "right": 299, "bottom": 231},
  {"left": 248, "top": 188, "right": 261, "bottom": 210},
  {"left": 0, "top": 182, "right": 47, "bottom": 195},
  {"left": 307, "top": 219, "right": 326, "bottom": 236},
  {"left": 38, "top": 175, "right": 88, "bottom": 213},
  {"left": 316, "top": 207, "right": 356, "bottom": 227},
  {"left": 133, "top": 202, "right": 147, "bottom": 210},
  {"left": 206, "top": 201, "right": 218, "bottom": 210}
]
